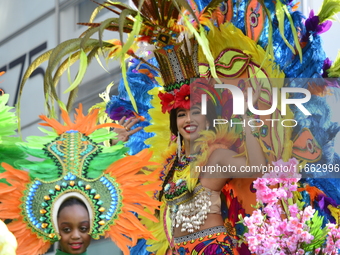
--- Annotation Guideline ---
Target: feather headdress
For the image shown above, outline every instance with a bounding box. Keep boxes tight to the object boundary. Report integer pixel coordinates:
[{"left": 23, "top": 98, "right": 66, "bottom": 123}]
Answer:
[{"left": 0, "top": 104, "right": 161, "bottom": 255}]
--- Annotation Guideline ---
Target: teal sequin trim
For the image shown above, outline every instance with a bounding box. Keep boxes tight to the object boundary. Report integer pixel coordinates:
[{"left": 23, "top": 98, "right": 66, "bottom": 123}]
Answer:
[{"left": 44, "top": 131, "right": 100, "bottom": 177}]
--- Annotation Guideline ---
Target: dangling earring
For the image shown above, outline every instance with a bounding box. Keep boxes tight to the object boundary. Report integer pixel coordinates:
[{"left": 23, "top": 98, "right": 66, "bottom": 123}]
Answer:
[
  {"left": 177, "top": 131, "right": 181, "bottom": 159},
  {"left": 206, "top": 125, "right": 209, "bottom": 131}
]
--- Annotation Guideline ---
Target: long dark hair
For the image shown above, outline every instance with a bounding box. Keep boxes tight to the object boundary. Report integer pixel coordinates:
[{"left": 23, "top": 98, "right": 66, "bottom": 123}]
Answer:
[{"left": 157, "top": 101, "right": 218, "bottom": 203}]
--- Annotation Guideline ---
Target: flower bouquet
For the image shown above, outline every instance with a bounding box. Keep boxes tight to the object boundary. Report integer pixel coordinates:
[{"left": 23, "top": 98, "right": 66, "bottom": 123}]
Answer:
[{"left": 239, "top": 158, "right": 340, "bottom": 255}]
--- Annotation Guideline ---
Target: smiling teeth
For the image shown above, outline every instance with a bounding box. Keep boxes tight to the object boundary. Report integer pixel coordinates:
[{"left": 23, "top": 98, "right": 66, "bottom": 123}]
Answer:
[{"left": 185, "top": 126, "right": 196, "bottom": 131}]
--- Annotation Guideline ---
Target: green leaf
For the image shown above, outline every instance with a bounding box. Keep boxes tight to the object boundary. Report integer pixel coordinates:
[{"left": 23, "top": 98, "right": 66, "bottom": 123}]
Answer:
[{"left": 301, "top": 211, "right": 328, "bottom": 251}]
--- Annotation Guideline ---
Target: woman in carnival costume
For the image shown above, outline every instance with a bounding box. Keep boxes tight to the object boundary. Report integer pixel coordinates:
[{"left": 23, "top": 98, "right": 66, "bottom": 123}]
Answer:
[
  {"left": 82, "top": 1, "right": 268, "bottom": 254},
  {"left": 0, "top": 101, "right": 162, "bottom": 255},
  {"left": 76, "top": 1, "right": 268, "bottom": 254}
]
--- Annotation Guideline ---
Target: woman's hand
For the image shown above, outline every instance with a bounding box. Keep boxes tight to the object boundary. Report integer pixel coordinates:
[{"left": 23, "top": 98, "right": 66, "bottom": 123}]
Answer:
[{"left": 111, "top": 116, "right": 143, "bottom": 145}]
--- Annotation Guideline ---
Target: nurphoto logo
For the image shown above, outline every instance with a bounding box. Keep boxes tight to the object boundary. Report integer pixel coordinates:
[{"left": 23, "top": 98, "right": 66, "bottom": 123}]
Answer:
[{"left": 200, "top": 83, "right": 311, "bottom": 128}]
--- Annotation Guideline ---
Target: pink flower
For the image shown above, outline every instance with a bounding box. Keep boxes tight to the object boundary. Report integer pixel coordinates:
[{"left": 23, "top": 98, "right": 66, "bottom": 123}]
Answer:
[
  {"left": 302, "top": 206, "right": 315, "bottom": 222},
  {"left": 253, "top": 178, "right": 269, "bottom": 191},
  {"left": 297, "top": 248, "right": 304, "bottom": 254},
  {"left": 242, "top": 158, "right": 340, "bottom": 254},
  {"left": 289, "top": 204, "right": 299, "bottom": 217},
  {"left": 243, "top": 216, "right": 253, "bottom": 226},
  {"left": 252, "top": 209, "right": 264, "bottom": 224},
  {"left": 264, "top": 204, "right": 280, "bottom": 218}
]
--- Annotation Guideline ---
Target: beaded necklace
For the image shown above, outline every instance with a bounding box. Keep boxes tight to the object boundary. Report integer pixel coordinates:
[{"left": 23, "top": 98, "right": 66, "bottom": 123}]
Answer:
[
  {"left": 176, "top": 152, "right": 197, "bottom": 171},
  {"left": 163, "top": 151, "right": 212, "bottom": 233}
]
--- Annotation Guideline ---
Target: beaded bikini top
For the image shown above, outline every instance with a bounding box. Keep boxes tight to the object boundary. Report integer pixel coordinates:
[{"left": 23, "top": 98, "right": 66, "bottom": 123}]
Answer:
[{"left": 162, "top": 154, "right": 213, "bottom": 233}]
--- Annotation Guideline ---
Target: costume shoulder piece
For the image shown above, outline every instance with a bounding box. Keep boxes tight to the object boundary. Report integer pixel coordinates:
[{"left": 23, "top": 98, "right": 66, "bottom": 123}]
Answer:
[{"left": 0, "top": 104, "right": 161, "bottom": 255}]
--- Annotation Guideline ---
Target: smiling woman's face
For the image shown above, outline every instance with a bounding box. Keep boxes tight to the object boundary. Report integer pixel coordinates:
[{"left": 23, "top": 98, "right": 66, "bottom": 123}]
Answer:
[
  {"left": 176, "top": 104, "right": 208, "bottom": 144},
  {"left": 58, "top": 204, "right": 91, "bottom": 254}
]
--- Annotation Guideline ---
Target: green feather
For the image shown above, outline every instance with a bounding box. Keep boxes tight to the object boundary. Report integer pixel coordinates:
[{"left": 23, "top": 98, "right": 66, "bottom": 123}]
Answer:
[
  {"left": 93, "top": 49, "right": 110, "bottom": 75},
  {"left": 18, "top": 147, "right": 47, "bottom": 159},
  {"left": 118, "top": 8, "right": 138, "bottom": 46},
  {"left": 182, "top": 15, "right": 219, "bottom": 81},
  {"left": 283, "top": 4, "right": 302, "bottom": 62},
  {"left": 86, "top": 149, "right": 128, "bottom": 179},
  {"left": 0, "top": 143, "right": 27, "bottom": 172},
  {"left": 172, "top": 0, "right": 199, "bottom": 24},
  {"left": 53, "top": 51, "right": 83, "bottom": 87},
  {"left": 275, "top": 1, "right": 301, "bottom": 61},
  {"left": 327, "top": 50, "right": 340, "bottom": 77},
  {"left": 17, "top": 49, "right": 53, "bottom": 132},
  {"left": 0, "top": 94, "right": 17, "bottom": 137},
  {"left": 15, "top": 158, "right": 60, "bottom": 181},
  {"left": 199, "top": 88, "right": 217, "bottom": 105},
  {"left": 89, "top": 1, "right": 109, "bottom": 22},
  {"left": 318, "top": 0, "right": 340, "bottom": 23},
  {"left": 0, "top": 94, "right": 27, "bottom": 174},
  {"left": 89, "top": 129, "right": 115, "bottom": 141},
  {"left": 37, "top": 127, "right": 57, "bottom": 136},
  {"left": 42, "top": 39, "right": 111, "bottom": 116},
  {"left": 80, "top": 27, "right": 101, "bottom": 49},
  {"left": 117, "top": 12, "right": 143, "bottom": 113},
  {"left": 64, "top": 50, "right": 88, "bottom": 93},
  {"left": 23, "top": 135, "right": 57, "bottom": 147}
]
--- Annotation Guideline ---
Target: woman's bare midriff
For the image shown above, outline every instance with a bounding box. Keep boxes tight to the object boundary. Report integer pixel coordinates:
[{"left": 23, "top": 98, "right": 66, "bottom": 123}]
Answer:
[{"left": 173, "top": 213, "right": 224, "bottom": 237}]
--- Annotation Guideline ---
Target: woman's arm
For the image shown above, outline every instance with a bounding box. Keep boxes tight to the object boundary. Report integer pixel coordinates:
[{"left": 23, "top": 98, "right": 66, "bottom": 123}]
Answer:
[
  {"left": 200, "top": 143, "right": 265, "bottom": 190},
  {"left": 199, "top": 148, "right": 247, "bottom": 190}
]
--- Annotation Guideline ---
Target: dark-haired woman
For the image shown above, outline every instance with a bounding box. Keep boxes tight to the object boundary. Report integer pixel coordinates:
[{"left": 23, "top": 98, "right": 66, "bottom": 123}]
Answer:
[
  {"left": 56, "top": 198, "right": 91, "bottom": 255},
  {"left": 144, "top": 94, "right": 266, "bottom": 255}
]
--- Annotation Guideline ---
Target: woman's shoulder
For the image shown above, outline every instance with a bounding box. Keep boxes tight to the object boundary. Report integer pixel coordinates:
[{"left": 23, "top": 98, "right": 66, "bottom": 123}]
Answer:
[{"left": 207, "top": 147, "right": 243, "bottom": 167}]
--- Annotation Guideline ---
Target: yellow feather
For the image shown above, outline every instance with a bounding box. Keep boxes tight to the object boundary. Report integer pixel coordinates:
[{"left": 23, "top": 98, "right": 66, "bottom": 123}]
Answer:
[{"left": 328, "top": 204, "right": 340, "bottom": 224}]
